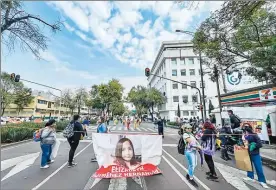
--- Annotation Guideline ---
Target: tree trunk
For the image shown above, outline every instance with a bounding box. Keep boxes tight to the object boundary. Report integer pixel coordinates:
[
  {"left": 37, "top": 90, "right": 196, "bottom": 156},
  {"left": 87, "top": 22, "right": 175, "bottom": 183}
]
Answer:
[
  {"left": 151, "top": 104, "right": 154, "bottom": 121},
  {"left": 78, "top": 106, "right": 80, "bottom": 115}
]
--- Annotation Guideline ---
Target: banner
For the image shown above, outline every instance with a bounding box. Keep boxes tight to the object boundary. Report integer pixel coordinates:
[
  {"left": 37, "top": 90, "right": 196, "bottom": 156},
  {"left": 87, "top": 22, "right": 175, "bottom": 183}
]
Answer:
[{"left": 92, "top": 133, "right": 162, "bottom": 178}]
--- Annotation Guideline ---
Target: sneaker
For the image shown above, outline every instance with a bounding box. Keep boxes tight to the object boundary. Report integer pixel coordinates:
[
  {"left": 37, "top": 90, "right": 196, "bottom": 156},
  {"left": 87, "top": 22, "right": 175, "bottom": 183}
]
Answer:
[
  {"left": 189, "top": 179, "right": 198, "bottom": 187},
  {"left": 68, "top": 162, "right": 77, "bottom": 168},
  {"left": 206, "top": 172, "right": 212, "bottom": 176},
  {"left": 40, "top": 165, "right": 49, "bottom": 169},
  {"left": 260, "top": 182, "right": 269, "bottom": 189},
  {"left": 47, "top": 160, "right": 54, "bottom": 164},
  {"left": 186, "top": 174, "right": 190, "bottom": 180},
  {"left": 91, "top": 158, "right": 97, "bottom": 162},
  {"left": 243, "top": 177, "right": 254, "bottom": 182},
  {"left": 208, "top": 175, "right": 218, "bottom": 180}
]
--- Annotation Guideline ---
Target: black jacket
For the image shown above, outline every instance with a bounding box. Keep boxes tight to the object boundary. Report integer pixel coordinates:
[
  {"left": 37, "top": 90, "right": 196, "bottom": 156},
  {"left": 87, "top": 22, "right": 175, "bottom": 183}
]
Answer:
[{"left": 69, "top": 121, "right": 85, "bottom": 141}]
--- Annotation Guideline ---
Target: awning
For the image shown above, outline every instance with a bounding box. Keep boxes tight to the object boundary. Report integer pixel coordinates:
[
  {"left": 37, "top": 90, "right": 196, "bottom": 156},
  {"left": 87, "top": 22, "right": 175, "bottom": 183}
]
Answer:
[{"left": 220, "top": 84, "right": 276, "bottom": 107}]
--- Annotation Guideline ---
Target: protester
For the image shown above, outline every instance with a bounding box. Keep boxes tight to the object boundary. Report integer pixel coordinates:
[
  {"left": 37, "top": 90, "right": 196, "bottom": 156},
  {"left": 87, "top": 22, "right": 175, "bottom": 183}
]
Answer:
[
  {"left": 157, "top": 116, "right": 164, "bottom": 138},
  {"left": 183, "top": 124, "right": 201, "bottom": 186},
  {"left": 91, "top": 116, "right": 108, "bottom": 162},
  {"left": 242, "top": 124, "right": 269, "bottom": 188},
  {"left": 219, "top": 122, "right": 232, "bottom": 161},
  {"left": 40, "top": 119, "right": 56, "bottom": 169},
  {"left": 82, "top": 117, "right": 89, "bottom": 137},
  {"left": 126, "top": 117, "right": 131, "bottom": 130},
  {"left": 201, "top": 121, "right": 218, "bottom": 179},
  {"left": 228, "top": 110, "right": 241, "bottom": 129},
  {"left": 67, "top": 115, "right": 85, "bottom": 168}
]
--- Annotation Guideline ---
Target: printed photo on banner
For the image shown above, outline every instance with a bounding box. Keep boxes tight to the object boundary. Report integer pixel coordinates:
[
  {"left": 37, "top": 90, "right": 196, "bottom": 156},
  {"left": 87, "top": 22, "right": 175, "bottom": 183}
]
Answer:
[{"left": 91, "top": 133, "right": 162, "bottom": 178}]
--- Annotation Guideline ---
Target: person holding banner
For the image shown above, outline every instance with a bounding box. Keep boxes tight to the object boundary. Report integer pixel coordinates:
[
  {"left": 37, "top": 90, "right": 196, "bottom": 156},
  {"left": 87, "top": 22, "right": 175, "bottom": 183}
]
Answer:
[
  {"left": 114, "top": 137, "right": 141, "bottom": 170},
  {"left": 242, "top": 124, "right": 269, "bottom": 189},
  {"left": 91, "top": 116, "right": 108, "bottom": 162}
]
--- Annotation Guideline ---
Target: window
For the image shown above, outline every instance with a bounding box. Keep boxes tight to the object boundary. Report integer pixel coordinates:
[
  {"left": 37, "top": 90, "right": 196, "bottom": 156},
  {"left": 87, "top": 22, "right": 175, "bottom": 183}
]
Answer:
[
  {"left": 191, "top": 81, "right": 196, "bottom": 87},
  {"left": 183, "top": 111, "right": 189, "bottom": 116},
  {"left": 173, "top": 96, "right": 179, "bottom": 102},
  {"left": 38, "top": 100, "right": 47, "bottom": 104},
  {"left": 182, "top": 95, "right": 188, "bottom": 103},
  {"left": 48, "top": 102, "right": 52, "bottom": 108},
  {"left": 192, "top": 95, "right": 198, "bottom": 103},
  {"left": 171, "top": 58, "right": 177, "bottom": 65},
  {"left": 180, "top": 58, "right": 185, "bottom": 65},
  {"left": 189, "top": 69, "right": 195, "bottom": 76},
  {"left": 172, "top": 82, "right": 178, "bottom": 89},
  {"left": 181, "top": 69, "right": 186, "bottom": 76},
  {"left": 182, "top": 81, "right": 187, "bottom": 89},
  {"left": 172, "top": 69, "right": 177, "bottom": 76},
  {"left": 200, "top": 81, "right": 206, "bottom": 88},
  {"left": 187, "top": 58, "right": 194, "bottom": 64},
  {"left": 190, "top": 111, "right": 195, "bottom": 116}
]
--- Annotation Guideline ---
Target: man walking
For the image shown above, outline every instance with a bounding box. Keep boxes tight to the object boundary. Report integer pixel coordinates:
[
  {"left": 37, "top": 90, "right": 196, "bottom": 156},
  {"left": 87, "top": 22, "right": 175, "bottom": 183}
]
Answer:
[
  {"left": 227, "top": 110, "right": 241, "bottom": 130},
  {"left": 67, "top": 115, "right": 85, "bottom": 168},
  {"left": 91, "top": 116, "right": 108, "bottom": 162},
  {"left": 157, "top": 116, "right": 164, "bottom": 138}
]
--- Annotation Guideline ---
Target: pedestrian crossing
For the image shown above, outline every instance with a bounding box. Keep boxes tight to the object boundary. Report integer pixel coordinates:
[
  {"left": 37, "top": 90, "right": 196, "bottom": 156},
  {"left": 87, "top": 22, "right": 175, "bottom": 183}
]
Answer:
[{"left": 87, "top": 125, "right": 178, "bottom": 134}]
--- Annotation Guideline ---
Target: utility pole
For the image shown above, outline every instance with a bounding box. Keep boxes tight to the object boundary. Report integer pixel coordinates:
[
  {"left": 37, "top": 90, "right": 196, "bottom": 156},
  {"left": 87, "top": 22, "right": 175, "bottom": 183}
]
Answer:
[
  {"left": 199, "top": 50, "right": 206, "bottom": 119},
  {"left": 214, "top": 65, "right": 222, "bottom": 112}
]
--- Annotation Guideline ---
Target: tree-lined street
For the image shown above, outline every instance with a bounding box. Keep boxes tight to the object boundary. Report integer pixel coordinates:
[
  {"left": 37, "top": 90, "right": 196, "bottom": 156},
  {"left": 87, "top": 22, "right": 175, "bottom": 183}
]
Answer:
[{"left": 1, "top": 122, "right": 276, "bottom": 190}]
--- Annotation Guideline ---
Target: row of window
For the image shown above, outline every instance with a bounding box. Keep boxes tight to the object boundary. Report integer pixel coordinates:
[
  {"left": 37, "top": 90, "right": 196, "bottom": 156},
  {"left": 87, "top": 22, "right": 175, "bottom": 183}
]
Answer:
[
  {"left": 173, "top": 95, "right": 198, "bottom": 103},
  {"left": 172, "top": 69, "right": 201, "bottom": 76},
  {"left": 175, "top": 110, "right": 197, "bottom": 116},
  {"left": 171, "top": 58, "right": 199, "bottom": 65},
  {"left": 172, "top": 81, "right": 205, "bottom": 89}
]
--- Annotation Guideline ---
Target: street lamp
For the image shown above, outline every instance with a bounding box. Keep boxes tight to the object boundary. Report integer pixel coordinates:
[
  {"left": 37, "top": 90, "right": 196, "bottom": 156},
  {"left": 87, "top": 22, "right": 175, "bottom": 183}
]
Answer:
[{"left": 175, "top": 29, "right": 207, "bottom": 120}]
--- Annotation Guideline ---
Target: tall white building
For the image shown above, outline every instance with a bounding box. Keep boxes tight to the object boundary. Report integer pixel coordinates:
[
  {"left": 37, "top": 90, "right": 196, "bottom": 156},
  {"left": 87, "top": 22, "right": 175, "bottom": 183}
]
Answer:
[{"left": 148, "top": 41, "right": 209, "bottom": 121}]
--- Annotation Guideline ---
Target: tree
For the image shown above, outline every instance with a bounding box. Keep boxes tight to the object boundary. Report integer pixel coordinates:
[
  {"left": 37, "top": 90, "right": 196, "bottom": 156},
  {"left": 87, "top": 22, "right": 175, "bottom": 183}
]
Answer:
[
  {"left": 193, "top": 1, "right": 276, "bottom": 82},
  {"left": 1, "top": 1, "right": 62, "bottom": 59},
  {"left": 13, "top": 87, "right": 34, "bottom": 115},
  {"left": 97, "top": 79, "right": 124, "bottom": 115},
  {"left": 0, "top": 72, "right": 23, "bottom": 115},
  {"left": 146, "top": 88, "right": 166, "bottom": 121},
  {"left": 61, "top": 89, "right": 76, "bottom": 116},
  {"left": 74, "top": 87, "right": 88, "bottom": 115},
  {"left": 208, "top": 99, "right": 214, "bottom": 114},
  {"left": 110, "top": 102, "right": 125, "bottom": 116}
]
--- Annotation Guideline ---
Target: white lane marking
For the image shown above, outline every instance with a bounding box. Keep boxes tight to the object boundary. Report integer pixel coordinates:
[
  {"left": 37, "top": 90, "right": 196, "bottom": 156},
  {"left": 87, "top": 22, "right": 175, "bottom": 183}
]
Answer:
[
  {"left": 163, "top": 149, "right": 210, "bottom": 190},
  {"left": 163, "top": 144, "right": 177, "bottom": 147},
  {"left": 147, "top": 128, "right": 156, "bottom": 132},
  {"left": 119, "top": 127, "right": 123, "bottom": 130},
  {"left": 31, "top": 142, "right": 92, "bottom": 190},
  {"left": 140, "top": 128, "right": 148, "bottom": 131},
  {"left": 109, "top": 127, "right": 115, "bottom": 130},
  {"left": 2, "top": 152, "right": 40, "bottom": 181},
  {"left": 162, "top": 155, "right": 197, "bottom": 190},
  {"left": 1, "top": 142, "right": 33, "bottom": 151},
  {"left": 130, "top": 128, "right": 134, "bottom": 131},
  {"left": 136, "top": 128, "right": 142, "bottom": 131},
  {"left": 90, "top": 178, "right": 102, "bottom": 189},
  {"left": 124, "top": 127, "right": 127, "bottom": 131}
]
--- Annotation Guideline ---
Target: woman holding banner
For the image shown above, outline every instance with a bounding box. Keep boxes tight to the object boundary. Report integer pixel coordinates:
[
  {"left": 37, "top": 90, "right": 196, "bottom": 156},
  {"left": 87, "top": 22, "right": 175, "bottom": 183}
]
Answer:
[
  {"left": 242, "top": 124, "right": 269, "bottom": 189},
  {"left": 114, "top": 137, "right": 141, "bottom": 170}
]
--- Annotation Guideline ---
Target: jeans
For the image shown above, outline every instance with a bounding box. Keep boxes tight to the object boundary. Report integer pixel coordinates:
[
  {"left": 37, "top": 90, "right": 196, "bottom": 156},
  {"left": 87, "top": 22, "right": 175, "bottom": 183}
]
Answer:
[
  {"left": 204, "top": 154, "right": 217, "bottom": 176},
  {"left": 68, "top": 139, "right": 79, "bottom": 163},
  {"left": 41, "top": 144, "right": 52, "bottom": 166},
  {"left": 247, "top": 154, "right": 266, "bottom": 183},
  {"left": 185, "top": 150, "right": 197, "bottom": 178}
]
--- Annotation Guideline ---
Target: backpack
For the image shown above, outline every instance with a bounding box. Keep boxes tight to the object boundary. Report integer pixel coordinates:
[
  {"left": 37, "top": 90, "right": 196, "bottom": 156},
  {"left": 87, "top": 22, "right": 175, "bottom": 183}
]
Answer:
[
  {"left": 177, "top": 137, "right": 186, "bottom": 155},
  {"left": 33, "top": 129, "right": 43, "bottom": 142},
  {"left": 233, "top": 114, "right": 241, "bottom": 128},
  {"left": 63, "top": 122, "right": 75, "bottom": 138}
]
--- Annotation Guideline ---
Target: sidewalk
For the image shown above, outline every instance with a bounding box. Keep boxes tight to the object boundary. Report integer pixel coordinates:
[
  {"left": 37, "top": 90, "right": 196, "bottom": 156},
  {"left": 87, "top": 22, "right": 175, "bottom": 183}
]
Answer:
[{"left": 260, "top": 148, "right": 276, "bottom": 162}]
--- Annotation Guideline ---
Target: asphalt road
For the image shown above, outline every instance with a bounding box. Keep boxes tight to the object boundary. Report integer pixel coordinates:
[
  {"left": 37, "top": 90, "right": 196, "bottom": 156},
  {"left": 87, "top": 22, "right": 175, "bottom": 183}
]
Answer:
[{"left": 1, "top": 122, "right": 276, "bottom": 190}]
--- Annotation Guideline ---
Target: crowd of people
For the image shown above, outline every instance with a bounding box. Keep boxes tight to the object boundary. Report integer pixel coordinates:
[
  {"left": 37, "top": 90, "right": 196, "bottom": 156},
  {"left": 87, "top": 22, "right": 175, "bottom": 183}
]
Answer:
[{"left": 178, "top": 110, "right": 269, "bottom": 188}]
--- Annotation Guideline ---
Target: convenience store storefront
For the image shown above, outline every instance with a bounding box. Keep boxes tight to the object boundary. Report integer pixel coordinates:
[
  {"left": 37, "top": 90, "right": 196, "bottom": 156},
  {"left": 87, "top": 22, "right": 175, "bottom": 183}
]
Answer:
[{"left": 220, "top": 84, "right": 276, "bottom": 143}]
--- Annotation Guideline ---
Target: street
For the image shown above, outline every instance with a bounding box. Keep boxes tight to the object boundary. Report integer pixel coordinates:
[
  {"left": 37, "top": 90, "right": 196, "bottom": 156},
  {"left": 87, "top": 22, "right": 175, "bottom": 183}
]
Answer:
[{"left": 1, "top": 122, "right": 276, "bottom": 190}]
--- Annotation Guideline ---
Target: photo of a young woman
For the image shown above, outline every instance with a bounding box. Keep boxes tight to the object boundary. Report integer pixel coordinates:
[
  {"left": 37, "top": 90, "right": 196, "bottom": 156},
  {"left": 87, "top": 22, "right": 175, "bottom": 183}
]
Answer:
[{"left": 114, "top": 138, "right": 141, "bottom": 170}]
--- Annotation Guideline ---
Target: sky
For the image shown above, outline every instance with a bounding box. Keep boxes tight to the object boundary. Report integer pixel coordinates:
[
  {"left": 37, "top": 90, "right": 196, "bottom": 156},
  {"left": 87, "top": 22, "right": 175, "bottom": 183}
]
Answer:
[{"left": 1, "top": 1, "right": 225, "bottom": 96}]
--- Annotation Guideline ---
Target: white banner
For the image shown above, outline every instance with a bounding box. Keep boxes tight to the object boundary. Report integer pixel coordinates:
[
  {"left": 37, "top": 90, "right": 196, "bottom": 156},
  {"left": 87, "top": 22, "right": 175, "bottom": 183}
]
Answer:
[{"left": 92, "top": 133, "right": 162, "bottom": 178}]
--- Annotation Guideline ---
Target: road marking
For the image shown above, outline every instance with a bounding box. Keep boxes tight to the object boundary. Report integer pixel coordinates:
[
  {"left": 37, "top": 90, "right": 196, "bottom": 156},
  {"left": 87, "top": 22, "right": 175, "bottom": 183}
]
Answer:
[
  {"left": 147, "top": 128, "right": 155, "bottom": 132},
  {"left": 1, "top": 142, "right": 33, "bottom": 151},
  {"left": 141, "top": 128, "right": 147, "bottom": 131},
  {"left": 31, "top": 142, "right": 92, "bottom": 190},
  {"left": 124, "top": 127, "right": 127, "bottom": 131},
  {"left": 163, "top": 149, "right": 210, "bottom": 190},
  {"left": 136, "top": 128, "right": 142, "bottom": 131},
  {"left": 162, "top": 155, "right": 197, "bottom": 190},
  {"left": 119, "top": 127, "right": 122, "bottom": 130},
  {"left": 108, "top": 178, "right": 127, "bottom": 190},
  {"left": 130, "top": 128, "right": 134, "bottom": 131},
  {"left": 163, "top": 144, "right": 177, "bottom": 147}
]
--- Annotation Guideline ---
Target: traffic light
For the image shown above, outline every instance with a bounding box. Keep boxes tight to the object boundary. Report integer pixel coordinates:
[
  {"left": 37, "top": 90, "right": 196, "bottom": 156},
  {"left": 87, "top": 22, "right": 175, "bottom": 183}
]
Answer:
[
  {"left": 10, "top": 73, "right": 15, "bottom": 80},
  {"left": 15, "top": 74, "right": 20, "bottom": 82},
  {"left": 145, "top": 68, "right": 150, "bottom": 77}
]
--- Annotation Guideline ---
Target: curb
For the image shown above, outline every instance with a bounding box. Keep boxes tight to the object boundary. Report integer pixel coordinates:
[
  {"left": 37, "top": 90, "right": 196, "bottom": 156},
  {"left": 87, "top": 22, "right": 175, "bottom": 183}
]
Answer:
[
  {"left": 228, "top": 152, "right": 276, "bottom": 166},
  {"left": 1, "top": 139, "right": 33, "bottom": 148}
]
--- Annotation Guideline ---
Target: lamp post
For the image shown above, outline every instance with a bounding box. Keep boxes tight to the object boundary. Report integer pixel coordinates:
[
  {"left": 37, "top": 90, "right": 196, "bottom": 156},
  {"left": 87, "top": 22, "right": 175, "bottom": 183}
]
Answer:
[{"left": 175, "top": 29, "right": 207, "bottom": 120}]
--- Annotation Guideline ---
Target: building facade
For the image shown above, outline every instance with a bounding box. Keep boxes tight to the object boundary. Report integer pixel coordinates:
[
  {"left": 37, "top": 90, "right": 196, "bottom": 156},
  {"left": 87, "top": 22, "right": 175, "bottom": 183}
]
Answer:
[{"left": 148, "top": 41, "right": 210, "bottom": 121}]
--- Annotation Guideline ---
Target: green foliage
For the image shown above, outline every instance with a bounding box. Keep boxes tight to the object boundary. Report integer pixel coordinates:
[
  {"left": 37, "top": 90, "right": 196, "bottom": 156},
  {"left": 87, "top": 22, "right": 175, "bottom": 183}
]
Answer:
[
  {"left": 193, "top": 1, "right": 276, "bottom": 82},
  {"left": 13, "top": 88, "right": 34, "bottom": 114},
  {"left": 1, "top": 121, "right": 69, "bottom": 143},
  {"left": 110, "top": 102, "right": 125, "bottom": 116}
]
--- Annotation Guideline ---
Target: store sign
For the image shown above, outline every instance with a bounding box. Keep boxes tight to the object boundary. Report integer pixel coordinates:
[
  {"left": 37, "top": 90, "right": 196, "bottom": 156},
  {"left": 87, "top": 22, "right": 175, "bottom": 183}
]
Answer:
[{"left": 259, "top": 88, "right": 274, "bottom": 101}]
